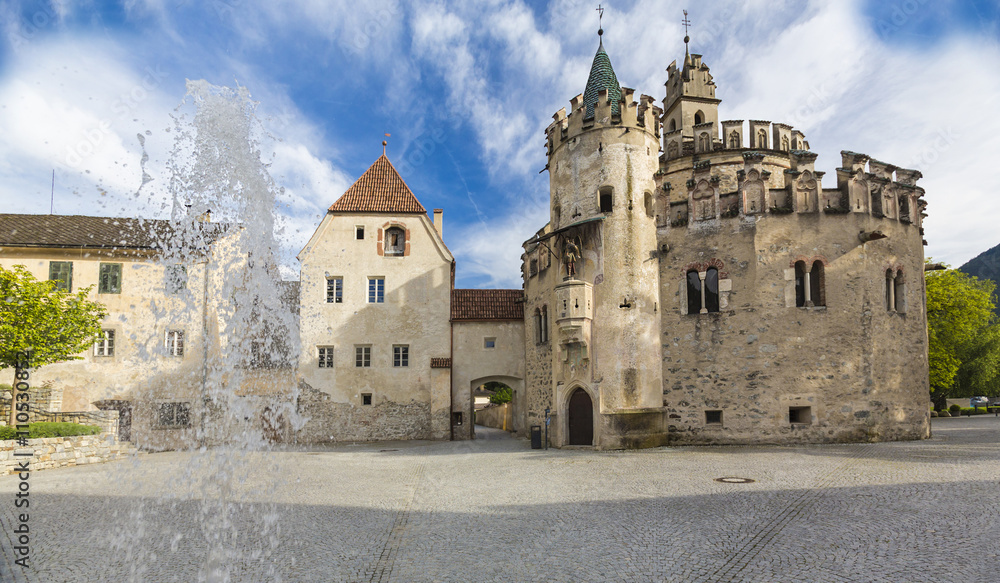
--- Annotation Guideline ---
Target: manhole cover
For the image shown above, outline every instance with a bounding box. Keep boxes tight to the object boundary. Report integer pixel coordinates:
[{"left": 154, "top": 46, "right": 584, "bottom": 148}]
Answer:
[{"left": 714, "top": 477, "right": 755, "bottom": 484}]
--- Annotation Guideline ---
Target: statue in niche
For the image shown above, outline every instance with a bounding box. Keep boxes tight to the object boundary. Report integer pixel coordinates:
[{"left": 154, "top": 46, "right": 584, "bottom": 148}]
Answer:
[{"left": 563, "top": 238, "right": 581, "bottom": 278}]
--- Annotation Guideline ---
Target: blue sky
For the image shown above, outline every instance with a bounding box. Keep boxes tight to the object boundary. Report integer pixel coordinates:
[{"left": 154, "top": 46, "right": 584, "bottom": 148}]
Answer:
[{"left": 1, "top": 0, "right": 999, "bottom": 288}]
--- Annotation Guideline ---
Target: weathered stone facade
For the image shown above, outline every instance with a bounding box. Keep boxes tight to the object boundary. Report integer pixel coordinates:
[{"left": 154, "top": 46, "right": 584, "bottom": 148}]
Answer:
[
  {"left": 520, "top": 35, "right": 930, "bottom": 448},
  {"left": 0, "top": 434, "right": 135, "bottom": 474}
]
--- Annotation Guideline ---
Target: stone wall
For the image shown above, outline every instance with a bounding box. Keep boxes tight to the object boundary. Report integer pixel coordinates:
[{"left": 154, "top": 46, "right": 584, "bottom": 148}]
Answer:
[
  {"left": 295, "top": 384, "right": 433, "bottom": 443},
  {"left": 475, "top": 403, "right": 512, "bottom": 431},
  {"left": 0, "top": 434, "right": 134, "bottom": 475}
]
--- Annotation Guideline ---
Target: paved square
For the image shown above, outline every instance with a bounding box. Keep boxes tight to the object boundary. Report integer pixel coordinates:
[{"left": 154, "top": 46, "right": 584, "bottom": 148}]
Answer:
[{"left": 2, "top": 417, "right": 999, "bottom": 582}]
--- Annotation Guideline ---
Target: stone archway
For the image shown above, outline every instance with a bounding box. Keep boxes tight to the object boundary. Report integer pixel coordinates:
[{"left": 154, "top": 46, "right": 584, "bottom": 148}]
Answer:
[
  {"left": 567, "top": 387, "right": 594, "bottom": 445},
  {"left": 468, "top": 375, "right": 524, "bottom": 438}
]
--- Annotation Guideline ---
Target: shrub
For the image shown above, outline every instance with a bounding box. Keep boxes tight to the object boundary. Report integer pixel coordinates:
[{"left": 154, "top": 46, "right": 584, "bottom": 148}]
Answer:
[
  {"left": 0, "top": 422, "right": 102, "bottom": 441},
  {"left": 938, "top": 410, "right": 951, "bottom": 417},
  {"left": 949, "top": 404, "right": 962, "bottom": 414}
]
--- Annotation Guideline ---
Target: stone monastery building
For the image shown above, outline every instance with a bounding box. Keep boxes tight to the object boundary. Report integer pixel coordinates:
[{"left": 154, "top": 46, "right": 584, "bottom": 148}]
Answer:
[{"left": 0, "top": 30, "right": 930, "bottom": 449}]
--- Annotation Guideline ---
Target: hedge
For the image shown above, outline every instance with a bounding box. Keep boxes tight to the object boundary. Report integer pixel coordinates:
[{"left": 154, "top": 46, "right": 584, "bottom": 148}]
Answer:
[{"left": 0, "top": 422, "right": 103, "bottom": 441}]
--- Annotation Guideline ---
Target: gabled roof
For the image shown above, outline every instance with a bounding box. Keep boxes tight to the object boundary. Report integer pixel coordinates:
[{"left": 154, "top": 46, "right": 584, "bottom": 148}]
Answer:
[
  {"left": 0, "top": 214, "right": 230, "bottom": 250},
  {"left": 451, "top": 289, "right": 524, "bottom": 321},
  {"left": 328, "top": 154, "right": 427, "bottom": 214},
  {"left": 582, "top": 38, "right": 622, "bottom": 119}
]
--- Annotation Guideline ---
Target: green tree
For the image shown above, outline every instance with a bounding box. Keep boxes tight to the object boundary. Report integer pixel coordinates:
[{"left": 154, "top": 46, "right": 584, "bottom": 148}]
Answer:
[
  {"left": 488, "top": 386, "right": 512, "bottom": 405},
  {"left": 0, "top": 265, "right": 107, "bottom": 426},
  {"left": 926, "top": 264, "right": 999, "bottom": 407}
]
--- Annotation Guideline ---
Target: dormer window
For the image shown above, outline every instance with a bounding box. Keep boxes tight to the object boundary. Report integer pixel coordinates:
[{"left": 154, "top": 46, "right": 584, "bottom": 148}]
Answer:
[{"left": 385, "top": 227, "right": 405, "bottom": 256}]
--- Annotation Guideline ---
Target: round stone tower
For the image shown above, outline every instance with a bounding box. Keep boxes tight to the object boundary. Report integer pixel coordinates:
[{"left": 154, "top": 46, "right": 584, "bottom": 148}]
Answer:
[{"left": 528, "top": 32, "right": 667, "bottom": 448}]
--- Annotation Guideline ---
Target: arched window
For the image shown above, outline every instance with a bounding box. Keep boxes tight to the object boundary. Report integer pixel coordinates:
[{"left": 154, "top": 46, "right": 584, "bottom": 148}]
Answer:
[
  {"left": 534, "top": 308, "right": 542, "bottom": 343},
  {"left": 795, "top": 261, "right": 807, "bottom": 307},
  {"left": 885, "top": 269, "right": 894, "bottom": 311},
  {"left": 644, "top": 192, "right": 654, "bottom": 218},
  {"left": 694, "top": 111, "right": 704, "bottom": 125},
  {"left": 757, "top": 129, "right": 768, "bottom": 149},
  {"left": 705, "top": 268, "right": 720, "bottom": 312},
  {"left": 686, "top": 270, "right": 702, "bottom": 315},
  {"left": 668, "top": 119, "right": 677, "bottom": 132},
  {"left": 599, "top": 186, "right": 614, "bottom": 213},
  {"left": 385, "top": 226, "right": 405, "bottom": 256},
  {"left": 894, "top": 271, "right": 906, "bottom": 313},
  {"left": 811, "top": 261, "right": 825, "bottom": 307},
  {"left": 728, "top": 131, "right": 740, "bottom": 149},
  {"left": 781, "top": 135, "right": 790, "bottom": 151}
]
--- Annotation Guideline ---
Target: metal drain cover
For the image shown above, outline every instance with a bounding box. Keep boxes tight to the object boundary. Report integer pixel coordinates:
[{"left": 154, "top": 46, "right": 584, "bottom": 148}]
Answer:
[{"left": 714, "top": 477, "right": 755, "bottom": 484}]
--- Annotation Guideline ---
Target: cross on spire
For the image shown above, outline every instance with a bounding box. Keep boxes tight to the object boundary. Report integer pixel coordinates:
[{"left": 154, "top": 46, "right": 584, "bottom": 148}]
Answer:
[
  {"left": 682, "top": 9, "right": 691, "bottom": 44},
  {"left": 596, "top": 4, "right": 604, "bottom": 37}
]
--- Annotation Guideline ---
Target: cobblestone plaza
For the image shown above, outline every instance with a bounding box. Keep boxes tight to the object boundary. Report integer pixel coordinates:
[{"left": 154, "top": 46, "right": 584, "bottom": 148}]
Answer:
[{"left": 2, "top": 417, "right": 999, "bottom": 582}]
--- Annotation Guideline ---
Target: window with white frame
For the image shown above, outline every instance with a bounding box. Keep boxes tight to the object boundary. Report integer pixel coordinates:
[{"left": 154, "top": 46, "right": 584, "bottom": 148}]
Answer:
[
  {"left": 393, "top": 345, "right": 409, "bottom": 367},
  {"left": 157, "top": 402, "right": 191, "bottom": 428},
  {"left": 165, "top": 330, "right": 184, "bottom": 357},
  {"left": 318, "top": 346, "right": 334, "bottom": 368},
  {"left": 94, "top": 329, "right": 115, "bottom": 357},
  {"left": 368, "top": 277, "right": 384, "bottom": 303},
  {"left": 326, "top": 277, "right": 343, "bottom": 303},
  {"left": 355, "top": 345, "right": 371, "bottom": 367}
]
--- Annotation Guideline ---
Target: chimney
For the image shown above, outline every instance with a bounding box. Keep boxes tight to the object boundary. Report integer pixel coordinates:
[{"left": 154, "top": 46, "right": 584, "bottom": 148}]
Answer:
[{"left": 433, "top": 209, "right": 443, "bottom": 237}]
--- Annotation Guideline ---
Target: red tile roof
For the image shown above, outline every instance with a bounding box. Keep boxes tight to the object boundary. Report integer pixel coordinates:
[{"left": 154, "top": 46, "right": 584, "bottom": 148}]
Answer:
[
  {"left": 430, "top": 358, "right": 452, "bottom": 369},
  {"left": 328, "top": 154, "right": 427, "bottom": 214},
  {"left": 451, "top": 289, "right": 524, "bottom": 321},
  {"left": 0, "top": 214, "right": 230, "bottom": 250}
]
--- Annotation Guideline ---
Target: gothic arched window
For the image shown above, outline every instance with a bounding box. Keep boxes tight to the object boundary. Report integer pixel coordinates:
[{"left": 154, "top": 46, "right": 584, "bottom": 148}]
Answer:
[
  {"left": 811, "top": 261, "right": 825, "bottom": 307},
  {"left": 686, "top": 270, "right": 701, "bottom": 315},
  {"left": 705, "top": 268, "right": 720, "bottom": 313},
  {"left": 795, "top": 261, "right": 807, "bottom": 307},
  {"left": 757, "top": 129, "right": 768, "bottom": 149},
  {"left": 729, "top": 131, "right": 740, "bottom": 149}
]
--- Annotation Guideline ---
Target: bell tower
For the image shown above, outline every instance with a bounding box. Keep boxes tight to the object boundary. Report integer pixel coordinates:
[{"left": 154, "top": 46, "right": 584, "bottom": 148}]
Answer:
[
  {"left": 662, "top": 12, "right": 720, "bottom": 145},
  {"left": 542, "top": 22, "right": 664, "bottom": 445}
]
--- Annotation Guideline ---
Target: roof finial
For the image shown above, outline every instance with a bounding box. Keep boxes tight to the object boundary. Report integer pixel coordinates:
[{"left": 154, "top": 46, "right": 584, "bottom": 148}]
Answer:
[
  {"left": 682, "top": 9, "right": 691, "bottom": 45},
  {"left": 596, "top": 4, "right": 604, "bottom": 38},
  {"left": 383, "top": 133, "right": 390, "bottom": 156}
]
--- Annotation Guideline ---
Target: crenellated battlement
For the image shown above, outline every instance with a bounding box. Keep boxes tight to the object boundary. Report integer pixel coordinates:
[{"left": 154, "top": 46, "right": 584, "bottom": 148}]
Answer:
[
  {"left": 665, "top": 119, "right": 811, "bottom": 161},
  {"left": 545, "top": 88, "right": 662, "bottom": 158},
  {"left": 660, "top": 147, "right": 926, "bottom": 233}
]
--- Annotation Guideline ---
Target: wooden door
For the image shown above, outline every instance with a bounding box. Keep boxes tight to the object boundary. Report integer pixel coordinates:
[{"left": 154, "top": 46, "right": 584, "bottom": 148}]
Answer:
[{"left": 568, "top": 388, "right": 593, "bottom": 445}]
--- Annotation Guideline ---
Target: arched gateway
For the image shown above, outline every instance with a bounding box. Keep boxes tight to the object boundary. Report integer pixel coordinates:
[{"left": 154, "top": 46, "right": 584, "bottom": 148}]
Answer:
[{"left": 567, "top": 388, "right": 594, "bottom": 445}]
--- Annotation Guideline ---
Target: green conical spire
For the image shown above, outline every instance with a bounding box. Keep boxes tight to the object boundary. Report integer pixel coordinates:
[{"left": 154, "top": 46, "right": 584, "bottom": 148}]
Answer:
[{"left": 582, "top": 36, "right": 622, "bottom": 119}]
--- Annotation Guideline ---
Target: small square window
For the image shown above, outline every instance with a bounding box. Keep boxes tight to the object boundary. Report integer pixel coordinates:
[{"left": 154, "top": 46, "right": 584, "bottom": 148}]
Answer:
[
  {"left": 356, "top": 226, "right": 365, "bottom": 240},
  {"left": 705, "top": 410, "right": 722, "bottom": 424},
  {"left": 355, "top": 345, "right": 371, "bottom": 367},
  {"left": 319, "top": 347, "right": 334, "bottom": 368},
  {"left": 361, "top": 393, "right": 372, "bottom": 405},
  {"left": 157, "top": 402, "right": 191, "bottom": 427},
  {"left": 326, "top": 277, "right": 343, "bottom": 303},
  {"left": 94, "top": 329, "right": 115, "bottom": 357},
  {"left": 98, "top": 263, "right": 122, "bottom": 294},
  {"left": 484, "top": 337, "right": 496, "bottom": 349},
  {"left": 368, "top": 277, "right": 384, "bottom": 303},
  {"left": 393, "top": 345, "right": 409, "bottom": 367},
  {"left": 165, "top": 330, "right": 184, "bottom": 357},
  {"left": 789, "top": 406, "right": 812, "bottom": 425}
]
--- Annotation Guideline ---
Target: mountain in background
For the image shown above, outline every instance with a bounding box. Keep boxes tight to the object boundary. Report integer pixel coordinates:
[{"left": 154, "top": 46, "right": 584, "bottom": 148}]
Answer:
[{"left": 960, "top": 243, "right": 1000, "bottom": 314}]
